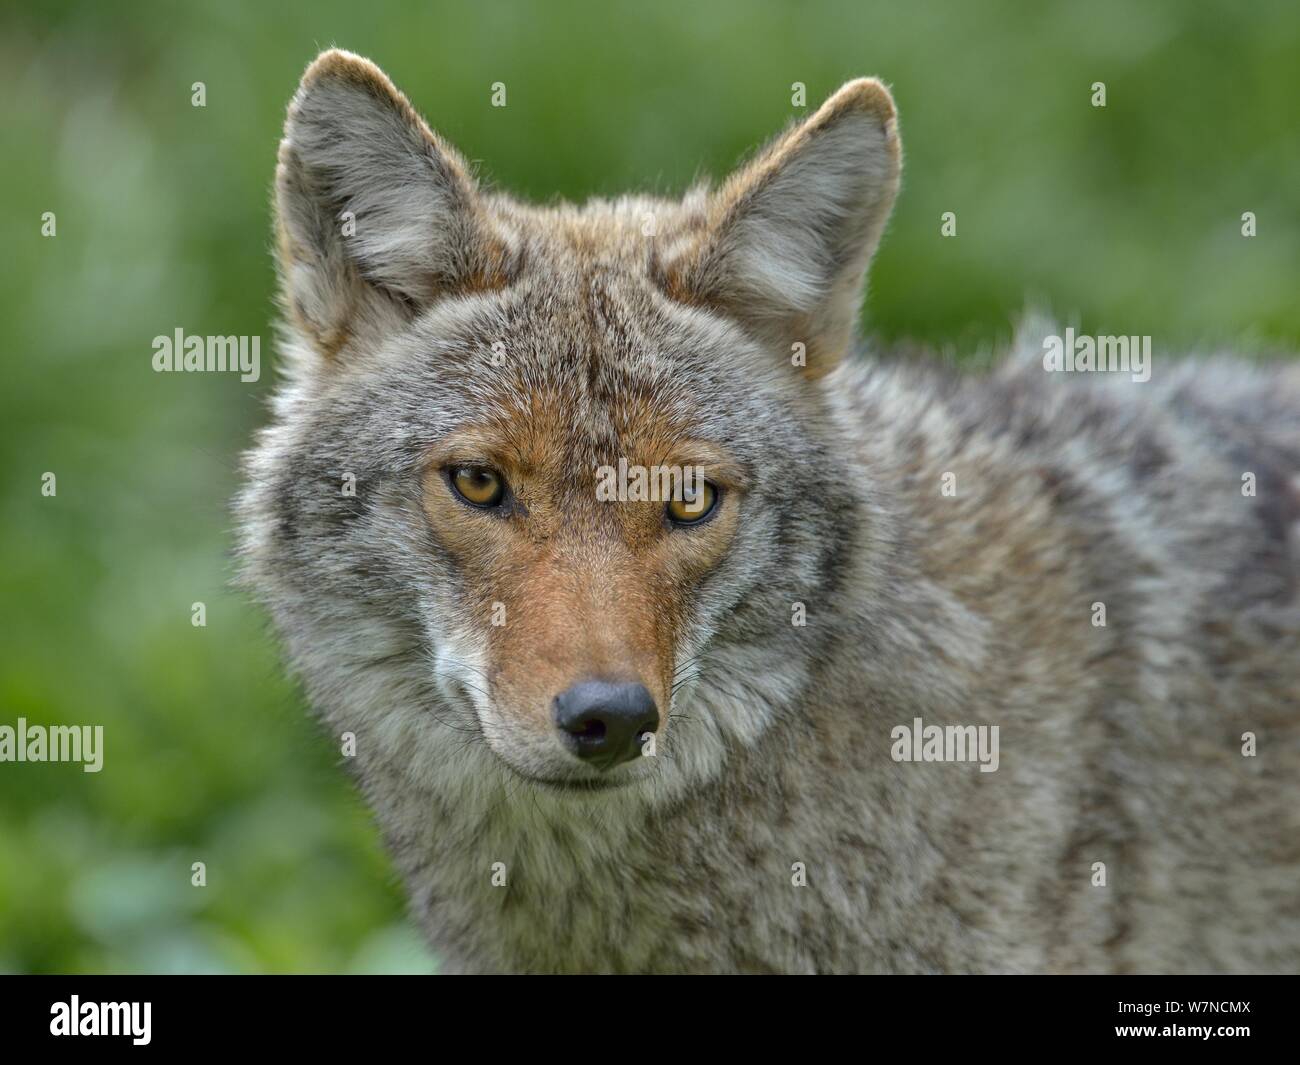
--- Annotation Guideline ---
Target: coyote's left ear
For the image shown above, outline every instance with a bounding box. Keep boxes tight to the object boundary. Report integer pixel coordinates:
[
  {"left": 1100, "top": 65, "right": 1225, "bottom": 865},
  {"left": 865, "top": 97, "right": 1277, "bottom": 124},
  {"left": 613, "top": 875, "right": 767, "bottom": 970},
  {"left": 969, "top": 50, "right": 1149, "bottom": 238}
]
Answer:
[{"left": 660, "top": 79, "right": 901, "bottom": 378}]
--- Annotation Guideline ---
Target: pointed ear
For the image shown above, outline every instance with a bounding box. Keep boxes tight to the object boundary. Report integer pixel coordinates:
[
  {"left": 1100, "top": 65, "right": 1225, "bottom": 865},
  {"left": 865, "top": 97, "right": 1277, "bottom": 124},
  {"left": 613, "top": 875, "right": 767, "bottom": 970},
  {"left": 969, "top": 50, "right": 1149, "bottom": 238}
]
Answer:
[
  {"left": 274, "top": 49, "right": 515, "bottom": 360},
  {"left": 660, "top": 79, "right": 901, "bottom": 378}
]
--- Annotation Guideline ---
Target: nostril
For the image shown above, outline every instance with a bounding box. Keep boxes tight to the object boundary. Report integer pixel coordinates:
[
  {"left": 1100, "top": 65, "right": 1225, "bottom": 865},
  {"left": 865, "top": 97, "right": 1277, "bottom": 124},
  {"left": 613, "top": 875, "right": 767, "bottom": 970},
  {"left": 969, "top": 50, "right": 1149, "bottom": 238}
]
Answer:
[
  {"left": 553, "top": 679, "right": 660, "bottom": 769},
  {"left": 573, "top": 717, "right": 607, "bottom": 744}
]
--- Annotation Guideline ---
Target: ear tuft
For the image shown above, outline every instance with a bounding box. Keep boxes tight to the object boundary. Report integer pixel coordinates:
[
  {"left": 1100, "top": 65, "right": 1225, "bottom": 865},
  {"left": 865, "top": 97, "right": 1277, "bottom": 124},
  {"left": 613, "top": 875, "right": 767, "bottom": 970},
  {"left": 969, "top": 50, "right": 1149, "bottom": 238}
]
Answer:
[{"left": 819, "top": 76, "right": 898, "bottom": 133}]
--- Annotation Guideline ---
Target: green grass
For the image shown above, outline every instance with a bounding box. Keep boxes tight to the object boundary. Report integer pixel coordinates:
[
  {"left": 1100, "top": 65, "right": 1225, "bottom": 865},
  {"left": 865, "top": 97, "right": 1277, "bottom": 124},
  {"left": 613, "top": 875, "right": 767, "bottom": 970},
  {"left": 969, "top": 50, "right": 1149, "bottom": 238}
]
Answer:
[{"left": 1, "top": 0, "right": 1297, "bottom": 972}]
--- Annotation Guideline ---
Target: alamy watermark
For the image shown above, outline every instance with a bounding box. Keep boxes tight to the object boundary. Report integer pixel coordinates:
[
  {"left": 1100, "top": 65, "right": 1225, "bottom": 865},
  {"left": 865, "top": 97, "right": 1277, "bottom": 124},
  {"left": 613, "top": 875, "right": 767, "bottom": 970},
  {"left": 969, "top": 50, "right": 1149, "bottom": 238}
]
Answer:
[
  {"left": 595, "top": 459, "right": 707, "bottom": 513},
  {"left": 1042, "top": 328, "right": 1151, "bottom": 383},
  {"left": 0, "top": 718, "right": 103, "bottom": 772},
  {"left": 891, "top": 716, "right": 1000, "bottom": 773},
  {"left": 152, "top": 328, "right": 261, "bottom": 382},
  {"left": 50, "top": 996, "right": 150, "bottom": 1045}
]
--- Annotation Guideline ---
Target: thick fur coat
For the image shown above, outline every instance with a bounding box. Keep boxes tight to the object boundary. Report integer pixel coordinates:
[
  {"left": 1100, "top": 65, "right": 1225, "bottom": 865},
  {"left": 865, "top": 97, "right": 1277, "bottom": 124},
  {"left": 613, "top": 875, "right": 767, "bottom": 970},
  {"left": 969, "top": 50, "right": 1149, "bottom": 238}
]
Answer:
[{"left": 237, "top": 50, "right": 1300, "bottom": 973}]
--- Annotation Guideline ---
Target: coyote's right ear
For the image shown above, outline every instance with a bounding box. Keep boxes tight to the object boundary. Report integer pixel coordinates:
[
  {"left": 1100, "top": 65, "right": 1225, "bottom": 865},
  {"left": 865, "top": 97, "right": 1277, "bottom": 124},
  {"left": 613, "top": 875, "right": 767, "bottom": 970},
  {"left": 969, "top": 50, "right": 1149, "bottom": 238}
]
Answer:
[{"left": 275, "top": 49, "right": 513, "bottom": 360}]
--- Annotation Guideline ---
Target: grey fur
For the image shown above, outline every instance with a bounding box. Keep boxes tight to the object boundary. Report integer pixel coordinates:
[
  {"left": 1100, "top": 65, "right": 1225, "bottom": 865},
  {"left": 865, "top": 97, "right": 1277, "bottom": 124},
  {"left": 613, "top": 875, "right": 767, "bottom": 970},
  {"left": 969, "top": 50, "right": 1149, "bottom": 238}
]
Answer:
[{"left": 237, "top": 51, "right": 1300, "bottom": 973}]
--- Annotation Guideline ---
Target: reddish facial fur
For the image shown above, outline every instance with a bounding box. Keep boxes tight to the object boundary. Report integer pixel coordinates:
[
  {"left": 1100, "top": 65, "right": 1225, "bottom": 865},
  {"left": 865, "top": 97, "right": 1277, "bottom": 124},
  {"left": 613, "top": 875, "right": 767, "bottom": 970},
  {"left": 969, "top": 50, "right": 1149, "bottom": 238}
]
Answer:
[{"left": 421, "top": 414, "right": 742, "bottom": 738}]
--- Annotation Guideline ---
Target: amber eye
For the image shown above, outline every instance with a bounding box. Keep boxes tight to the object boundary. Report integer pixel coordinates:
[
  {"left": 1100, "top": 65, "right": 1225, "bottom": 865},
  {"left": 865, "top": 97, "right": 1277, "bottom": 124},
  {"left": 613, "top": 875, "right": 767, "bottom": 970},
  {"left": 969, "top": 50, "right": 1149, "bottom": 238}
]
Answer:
[
  {"left": 666, "top": 480, "right": 718, "bottom": 526},
  {"left": 448, "top": 466, "right": 506, "bottom": 509}
]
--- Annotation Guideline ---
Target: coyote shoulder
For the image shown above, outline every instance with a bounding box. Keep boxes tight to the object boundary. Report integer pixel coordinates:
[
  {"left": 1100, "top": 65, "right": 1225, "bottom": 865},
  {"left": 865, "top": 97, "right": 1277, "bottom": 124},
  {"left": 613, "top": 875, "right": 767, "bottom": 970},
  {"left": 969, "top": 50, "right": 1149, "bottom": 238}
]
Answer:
[{"left": 238, "top": 50, "right": 1300, "bottom": 973}]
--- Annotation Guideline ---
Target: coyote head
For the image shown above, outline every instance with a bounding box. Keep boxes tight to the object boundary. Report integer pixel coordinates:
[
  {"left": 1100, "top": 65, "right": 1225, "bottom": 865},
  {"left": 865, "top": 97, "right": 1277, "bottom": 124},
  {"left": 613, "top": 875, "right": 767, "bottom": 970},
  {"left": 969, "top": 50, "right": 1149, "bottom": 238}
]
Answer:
[{"left": 239, "top": 50, "right": 900, "bottom": 798}]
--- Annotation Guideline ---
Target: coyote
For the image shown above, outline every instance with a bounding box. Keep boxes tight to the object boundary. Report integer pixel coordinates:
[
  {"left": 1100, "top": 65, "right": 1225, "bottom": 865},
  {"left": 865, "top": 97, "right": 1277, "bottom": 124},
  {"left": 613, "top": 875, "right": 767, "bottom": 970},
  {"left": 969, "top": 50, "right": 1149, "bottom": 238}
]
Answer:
[{"left": 238, "top": 50, "right": 1300, "bottom": 973}]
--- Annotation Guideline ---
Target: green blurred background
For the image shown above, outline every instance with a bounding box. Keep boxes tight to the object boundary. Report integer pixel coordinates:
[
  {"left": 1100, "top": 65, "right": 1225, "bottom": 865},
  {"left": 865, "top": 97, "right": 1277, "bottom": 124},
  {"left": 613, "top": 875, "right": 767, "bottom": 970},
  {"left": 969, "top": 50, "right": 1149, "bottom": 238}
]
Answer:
[{"left": 1, "top": 0, "right": 1297, "bottom": 973}]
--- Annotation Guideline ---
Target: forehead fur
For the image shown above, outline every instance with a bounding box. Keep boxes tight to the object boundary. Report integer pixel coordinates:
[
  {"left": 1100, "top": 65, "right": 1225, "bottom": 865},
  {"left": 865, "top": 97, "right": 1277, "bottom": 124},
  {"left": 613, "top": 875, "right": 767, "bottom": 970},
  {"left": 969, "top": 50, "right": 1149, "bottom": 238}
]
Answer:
[
  {"left": 487, "top": 193, "right": 686, "bottom": 267},
  {"left": 359, "top": 242, "right": 797, "bottom": 473}
]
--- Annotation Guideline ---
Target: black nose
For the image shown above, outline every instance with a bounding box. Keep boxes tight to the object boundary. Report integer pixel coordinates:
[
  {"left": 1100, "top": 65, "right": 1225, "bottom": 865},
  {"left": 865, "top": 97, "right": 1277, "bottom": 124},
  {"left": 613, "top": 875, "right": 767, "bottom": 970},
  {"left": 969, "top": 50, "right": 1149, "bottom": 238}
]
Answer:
[{"left": 553, "top": 679, "right": 659, "bottom": 770}]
